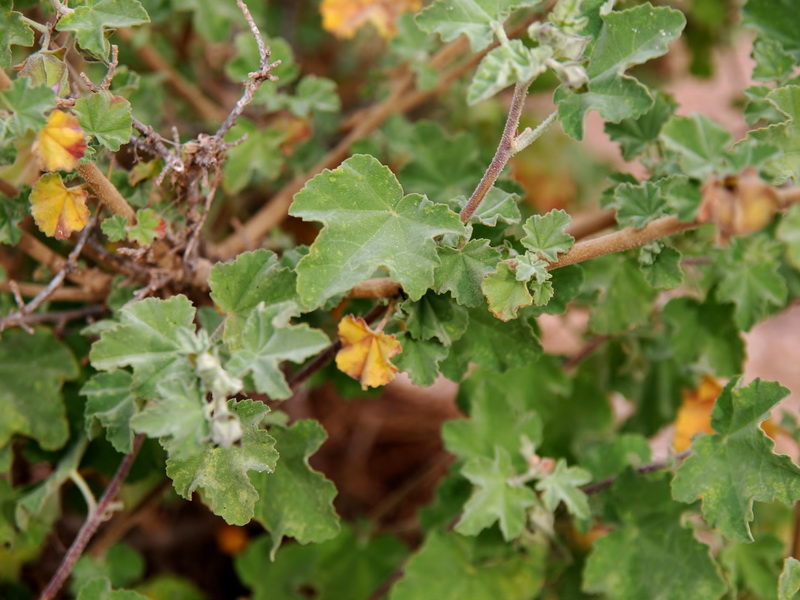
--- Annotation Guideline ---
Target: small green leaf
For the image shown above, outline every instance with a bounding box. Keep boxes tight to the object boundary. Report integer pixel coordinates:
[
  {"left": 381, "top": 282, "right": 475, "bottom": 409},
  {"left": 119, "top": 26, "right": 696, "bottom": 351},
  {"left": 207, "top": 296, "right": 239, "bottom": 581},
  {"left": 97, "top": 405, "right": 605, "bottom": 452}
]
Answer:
[
  {"left": 481, "top": 262, "right": 533, "bottom": 321},
  {"left": 101, "top": 214, "right": 128, "bottom": 242},
  {"left": 0, "top": 194, "right": 25, "bottom": 245},
  {"left": 752, "top": 38, "right": 796, "bottom": 83},
  {"left": 127, "top": 208, "right": 161, "bottom": 246},
  {"left": 416, "top": 0, "right": 544, "bottom": 53},
  {"left": 56, "top": 0, "right": 150, "bottom": 60},
  {"left": 658, "top": 174, "right": 703, "bottom": 222},
  {"left": 390, "top": 531, "right": 545, "bottom": 600},
  {"left": 526, "top": 264, "right": 584, "bottom": 316},
  {"left": 226, "top": 303, "right": 329, "bottom": 400},
  {"left": 167, "top": 399, "right": 278, "bottom": 525},
  {"left": 0, "top": 2, "right": 34, "bottom": 68},
  {"left": 82, "top": 371, "right": 137, "bottom": 454},
  {"left": 456, "top": 448, "right": 538, "bottom": 540},
  {"left": 0, "top": 77, "right": 56, "bottom": 136},
  {"left": 745, "top": 85, "right": 800, "bottom": 183},
  {"left": 223, "top": 119, "right": 285, "bottom": 194},
  {"left": 398, "top": 291, "right": 469, "bottom": 346},
  {"left": 583, "top": 473, "right": 726, "bottom": 599},
  {"left": 289, "top": 155, "right": 466, "bottom": 308},
  {"left": 673, "top": 378, "right": 800, "bottom": 542},
  {"left": 71, "top": 544, "right": 145, "bottom": 596},
  {"left": 89, "top": 295, "right": 199, "bottom": 396},
  {"left": 612, "top": 181, "right": 667, "bottom": 228},
  {"left": 270, "top": 75, "right": 340, "bottom": 119},
  {"left": 605, "top": 91, "right": 676, "bottom": 159},
  {"left": 662, "top": 296, "right": 744, "bottom": 377},
  {"left": 639, "top": 243, "right": 683, "bottom": 289},
  {"left": 253, "top": 420, "right": 340, "bottom": 558},
  {"left": 556, "top": 4, "right": 686, "bottom": 139},
  {"left": 73, "top": 92, "right": 133, "bottom": 151},
  {"left": 535, "top": 459, "right": 591, "bottom": 519},
  {"left": 779, "top": 557, "right": 800, "bottom": 600},
  {"left": 76, "top": 577, "right": 148, "bottom": 600},
  {"left": 468, "top": 41, "right": 550, "bottom": 105},
  {"left": 660, "top": 114, "right": 733, "bottom": 178},
  {"left": 520, "top": 209, "right": 574, "bottom": 262},
  {"left": 394, "top": 334, "right": 449, "bottom": 387},
  {"left": 0, "top": 328, "right": 77, "bottom": 451},
  {"left": 434, "top": 240, "right": 501, "bottom": 307}
]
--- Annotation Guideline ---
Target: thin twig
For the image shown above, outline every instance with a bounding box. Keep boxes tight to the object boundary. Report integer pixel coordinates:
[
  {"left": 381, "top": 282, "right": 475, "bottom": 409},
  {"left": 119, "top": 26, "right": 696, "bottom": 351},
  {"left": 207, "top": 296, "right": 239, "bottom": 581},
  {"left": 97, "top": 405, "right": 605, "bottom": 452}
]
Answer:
[
  {"left": 39, "top": 435, "right": 144, "bottom": 600},
  {"left": 581, "top": 450, "right": 692, "bottom": 495}
]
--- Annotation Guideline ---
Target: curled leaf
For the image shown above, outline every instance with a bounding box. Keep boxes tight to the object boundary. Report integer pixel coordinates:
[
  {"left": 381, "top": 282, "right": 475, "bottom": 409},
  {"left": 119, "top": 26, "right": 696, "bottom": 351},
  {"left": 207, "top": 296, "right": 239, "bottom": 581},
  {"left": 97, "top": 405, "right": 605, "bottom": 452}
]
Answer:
[
  {"left": 30, "top": 173, "right": 90, "bottom": 239},
  {"left": 320, "top": 0, "right": 421, "bottom": 39},
  {"left": 335, "top": 314, "right": 402, "bottom": 389},
  {"left": 34, "top": 110, "right": 87, "bottom": 172}
]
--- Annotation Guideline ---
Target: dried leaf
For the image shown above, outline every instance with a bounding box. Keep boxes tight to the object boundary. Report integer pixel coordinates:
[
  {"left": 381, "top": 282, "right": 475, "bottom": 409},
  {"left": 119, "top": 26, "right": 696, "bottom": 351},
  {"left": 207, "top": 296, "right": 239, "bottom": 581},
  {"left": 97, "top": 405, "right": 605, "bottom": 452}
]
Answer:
[
  {"left": 335, "top": 314, "right": 401, "bottom": 389},
  {"left": 320, "top": 0, "right": 422, "bottom": 39},
  {"left": 30, "top": 173, "right": 90, "bottom": 239},
  {"left": 673, "top": 375, "right": 722, "bottom": 452},
  {"left": 34, "top": 110, "right": 87, "bottom": 172}
]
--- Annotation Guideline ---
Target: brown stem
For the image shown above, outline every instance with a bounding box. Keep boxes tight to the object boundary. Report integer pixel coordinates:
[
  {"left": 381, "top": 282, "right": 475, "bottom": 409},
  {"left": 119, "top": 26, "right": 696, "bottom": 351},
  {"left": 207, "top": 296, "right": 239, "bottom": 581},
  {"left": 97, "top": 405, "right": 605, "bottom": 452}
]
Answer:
[
  {"left": 349, "top": 278, "right": 403, "bottom": 299},
  {"left": 793, "top": 502, "right": 800, "bottom": 559},
  {"left": 8, "top": 304, "right": 106, "bottom": 327},
  {"left": 460, "top": 80, "right": 531, "bottom": 223},
  {"left": 17, "top": 230, "right": 110, "bottom": 291},
  {"left": 116, "top": 28, "right": 226, "bottom": 123},
  {"left": 0, "top": 68, "right": 12, "bottom": 90},
  {"left": 0, "top": 281, "right": 106, "bottom": 302},
  {"left": 77, "top": 162, "right": 136, "bottom": 224},
  {"left": 39, "top": 435, "right": 144, "bottom": 600},
  {"left": 778, "top": 187, "right": 800, "bottom": 208},
  {"left": 0, "top": 177, "right": 19, "bottom": 198},
  {"left": 566, "top": 209, "right": 617, "bottom": 240}
]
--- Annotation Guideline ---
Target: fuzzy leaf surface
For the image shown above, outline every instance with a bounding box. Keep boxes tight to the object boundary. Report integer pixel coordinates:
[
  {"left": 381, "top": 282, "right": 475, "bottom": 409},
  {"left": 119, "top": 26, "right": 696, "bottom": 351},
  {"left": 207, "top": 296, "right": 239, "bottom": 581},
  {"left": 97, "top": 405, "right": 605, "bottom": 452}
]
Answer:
[
  {"left": 399, "top": 291, "right": 469, "bottom": 345},
  {"left": 468, "top": 41, "right": 549, "bottom": 104},
  {"left": 73, "top": 92, "right": 133, "bottom": 151},
  {"left": 289, "top": 154, "right": 465, "bottom": 308},
  {"left": 612, "top": 181, "right": 667, "bottom": 228},
  {"left": 605, "top": 91, "right": 676, "bottom": 159},
  {"left": 253, "top": 420, "right": 340, "bottom": 558},
  {"left": 0, "top": 77, "right": 55, "bottom": 136},
  {"left": 520, "top": 209, "right": 574, "bottom": 261},
  {"left": 82, "top": 371, "right": 136, "bottom": 454},
  {"left": 481, "top": 261, "right": 533, "bottom": 321},
  {"left": 0, "top": 3, "right": 34, "bottom": 68},
  {"left": 167, "top": 399, "right": 278, "bottom": 526},
  {"left": 434, "top": 240, "right": 501, "bottom": 307},
  {"left": 672, "top": 378, "right": 800, "bottom": 542},
  {"left": 393, "top": 334, "right": 449, "bottom": 387},
  {"left": 56, "top": 0, "right": 150, "bottom": 59},
  {"left": 660, "top": 114, "right": 733, "bottom": 178},
  {"left": 745, "top": 85, "right": 800, "bottom": 183},
  {"left": 535, "top": 460, "right": 591, "bottom": 518}
]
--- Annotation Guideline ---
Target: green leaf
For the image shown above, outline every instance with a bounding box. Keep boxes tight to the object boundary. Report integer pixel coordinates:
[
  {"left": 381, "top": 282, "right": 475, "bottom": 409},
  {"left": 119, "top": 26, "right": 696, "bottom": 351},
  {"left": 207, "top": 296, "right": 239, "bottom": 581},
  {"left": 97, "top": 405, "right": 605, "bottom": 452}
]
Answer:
[
  {"left": 226, "top": 303, "right": 329, "bottom": 400},
  {"left": 662, "top": 296, "right": 745, "bottom": 377},
  {"left": 89, "top": 295, "right": 199, "bottom": 397},
  {"left": 71, "top": 543, "right": 145, "bottom": 596},
  {"left": 581, "top": 434, "right": 651, "bottom": 480},
  {"left": 0, "top": 194, "right": 25, "bottom": 245},
  {"left": 743, "top": 0, "right": 800, "bottom": 59},
  {"left": 127, "top": 208, "right": 161, "bottom": 246},
  {"left": 390, "top": 531, "right": 545, "bottom": 600},
  {"left": 271, "top": 75, "right": 340, "bottom": 119},
  {"left": 660, "top": 114, "right": 733, "bottom": 178},
  {"left": 745, "top": 85, "right": 800, "bottom": 183},
  {"left": 715, "top": 235, "right": 788, "bottom": 331},
  {"left": 393, "top": 334, "right": 449, "bottom": 387},
  {"left": 223, "top": 119, "right": 285, "bottom": 194},
  {"left": 777, "top": 203, "right": 800, "bottom": 270},
  {"left": 0, "top": 77, "right": 56, "bottom": 136},
  {"left": 443, "top": 387, "right": 542, "bottom": 467},
  {"left": 442, "top": 307, "right": 541, "bottom": 380},
  {"left": 672, "top": 378, "right": 800, "bottom": 542},
  {"left": 209, "top": 249, "right": 299, "bottom": 347},
  {"left": 752, "top": 38, "right": 796, "bottom": 83},
  {"left": 76, "top": 577, "right": 148, "bottom": 600},
  {"left": 289, "top": 155, "right": 465, "bottom": 308},
  {"left": 434, "top": 240, "right": 501, "bottom": 307},
  {"left": 56, "top": 0, "right": 150, "bottom": 60},
  {"left": 779, "top": 557, "right": 800, "bottom": 600},
  {"left": 604, "top": 91, "right": 676, "bottom": 159},
  {"left": 0, "top": 328, "right": 77, "bottom": 451},
  {"left": 583, "top": 254, "right": 657, "bottom": 334},
  {"left": 73, "top": 92, "right": 133, "bottom": 151},
  {"left": 525, "top": 263, "right": 584, "bottom": 316},
  {"left": 82, "top": 371, "right": 137, "bottom": 454},
  {"left": 456, "top": 448, "right": 538, "bottom": 540},
  {"left": 415, "top": 0, "right": 544, "bottom": 53},
  {"left": 612, "top": 181, "right": 666, "bottom": 228},
  {"left": 253, "top": 420, "right": 340, "bottom": 558},
  {"left": 130, "top": 378, "right": 208, "bottom": 461},
  {"left": 658, "top": 174, "right": 703, "bottom": 221},
  {"left": 133, "top": 575, "right": 206, "bottom": 600},
  {"left": 535, "top": 460, "right": 591, "bottom": 518},
  {"left": 101, "top": 214, "right": 128, "bottom": 242},
  {"left": 720, "top": 534, "right": 786, "bottom": 600},
  {"left": 520, "top": 209, "right": 574, "bottom": 261},
  {"left": 167, "top": 399, "right": 278, "bottom": 525},
  {"left": 462, "top": 186, "right": 521, "bottom": 227},
  {"left": 583, "top": 473, "right": 726, "bottom": 599},
  {"left": 639, "top": 243, "right": 683, "bottom": 289},
  {"left": 398, "top": 291, "right": 469, "bottom": 346},
  {"left": 481, "top": 261, "right": 533, "bottom": 320},
  {"left": 468, "top": 41, "right": 550, "bottom": 105},
  {"left": 0, "top": 3, "right": 34, "bottom": 68},
  {"left": 226, "top": 34, "right": 299, "bottom": 87},
  {"left": 556, "top": 4, "right": 686, "bottom": 139}
]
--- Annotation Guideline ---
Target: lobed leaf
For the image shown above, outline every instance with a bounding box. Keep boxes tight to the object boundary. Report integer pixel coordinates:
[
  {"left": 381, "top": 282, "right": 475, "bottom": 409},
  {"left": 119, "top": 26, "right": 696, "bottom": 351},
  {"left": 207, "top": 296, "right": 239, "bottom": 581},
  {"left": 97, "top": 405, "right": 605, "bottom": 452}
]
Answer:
[
  {"left": 33, "top": 110, "right": 87, "bottom": 172},
  {"left": 481, "top": 261, "right": 533, "bottom": 321},
  {"left": 744, "top": 85, "right": 800, "bottom": 183},
  {"left": 660, "top": 114, "right": 732, "bottom": 179},
  {"left": 82, "top": 371, "right": 137, "bottom": 454},
  {"left": 399, "top": 291, "right": 469, "bottom": 346},
  {"left": 434, "top": 240, "right": 501, "bottom": 307},
  {"left": 56, "top": 0, "right": 150, "bottom": 60},
  {"left": 335, "top": 314, "right": 401, "bottom": 390},
  {"left": 520, "top": 209, "right": 574, "bottom": 262},
  {"left": 0, "top": 2, "right": 34, "bottom": 68},
  {"left": 29, "top": 173, "right": 90, "bottom": 240},
  {"left": 0, "top": 77, "right": 56, "bottom": 136},
  {"left": 393, "top": 334, "right": 449, "bottom": 387},
  {"left": 73, "top": 92, "right": 133, "bottom": 152}
]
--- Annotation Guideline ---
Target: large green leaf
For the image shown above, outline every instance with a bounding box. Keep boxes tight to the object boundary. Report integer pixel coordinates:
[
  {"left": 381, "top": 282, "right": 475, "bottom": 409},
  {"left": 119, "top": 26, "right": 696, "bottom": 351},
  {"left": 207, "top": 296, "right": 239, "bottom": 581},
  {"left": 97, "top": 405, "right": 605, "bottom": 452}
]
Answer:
[
  {"left": 673, "top": 378, "right": 800, "bottom": 542},
  {"left": 0, "top": 2, "right": 34, "bottom": 68},
  {"left": 584, "top": 473, "right": 726, "bottom": 599},
  {"left": 556, "top": 4, "right": 686, "bottom": 140},
  {"left": 0, "top": 328, "right": 77, "bottom": 451},
  {"left": 660, "top": 114, "right": 733, "bottom": 179},
  {"left": 743, "top": 0, "right": 800, "bottom": 58},
  {"left": 289, "top": 155, "right": 465, "bottom": 308},
  {"left": 456, "top": 448, "right": 538, "bottom": 540},
  {"left": 745, "top": 85, "right": 800, "bottom": 183},
  {"left": 226, "top": 303, "right": 329, "bottom": 400},
  {"left": 82, "top": 371, "right": 137, "bottom": 454},
  {"left": 56, "top": 0, "right": 150, "bottom": 60},
  {"left": 390, "top": 531, "right": 545, "bottom": 600},
  {"left": 253, "top": 420, "right": 340, "bottom": 558},
  {"left": 89, "top": 296, "right": 199, "bottom": 397},
  {"left": 434, "top": 240, "right": 501, "bottom": 307},
  {"left": 415, "top": 0, "right": 544, "bottom": 52},
  {"left": 73, "top": 92, "right": 133, "bottom": 151},
  {"left": 167, "top": 399, "right": 278, "bottom": 525}
]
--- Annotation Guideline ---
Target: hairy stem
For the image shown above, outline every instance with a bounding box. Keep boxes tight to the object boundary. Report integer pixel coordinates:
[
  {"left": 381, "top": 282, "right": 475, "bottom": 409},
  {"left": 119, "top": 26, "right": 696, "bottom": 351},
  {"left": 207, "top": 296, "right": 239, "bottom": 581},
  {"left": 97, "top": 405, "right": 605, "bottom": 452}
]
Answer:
[{"left": 77, "top": 162, "right": 136, "bottom": 224}]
